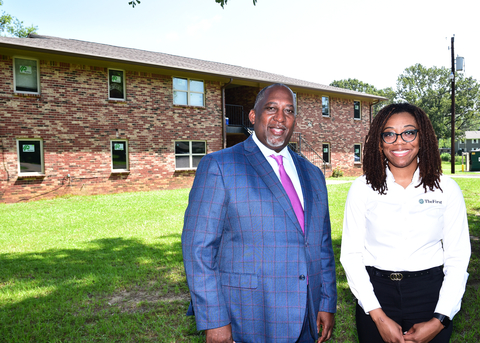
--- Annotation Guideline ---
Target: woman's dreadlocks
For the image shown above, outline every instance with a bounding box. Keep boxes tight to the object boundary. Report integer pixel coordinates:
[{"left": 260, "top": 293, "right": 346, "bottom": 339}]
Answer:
[{"left": 363, "top": 103, "right": 442, "bottom": 195}]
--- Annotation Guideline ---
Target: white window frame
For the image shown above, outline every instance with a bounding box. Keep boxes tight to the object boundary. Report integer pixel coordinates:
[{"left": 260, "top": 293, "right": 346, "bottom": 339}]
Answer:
[
  {"left": 16, "top": 138, "right": 44, "bottom": 176},
  {"left": 322, "top": 143, "right": 330, "bottom": 164},
  {"left": 13, "top": 57, "right": 40, "bottom": 94},
  {"left": 111, "top": 140, "right": 129, "bottom": 172},
  {"left": 172, "top": 77, "right": 205, "bottom": 107},
  {"left": 354, "top": 100, "right": 361, "bottom": 120},
  {"left": 322, "top": 96, "right": 330, "bottom": 117},
  {"left": 108, "top": 68, "right": 126, "bottom": 101},
  {"left": 354, "top": 143, "right": 362, "bottom": 163},
  {"left": 174, "top": 140, "right": 206, "bottom": 170}
]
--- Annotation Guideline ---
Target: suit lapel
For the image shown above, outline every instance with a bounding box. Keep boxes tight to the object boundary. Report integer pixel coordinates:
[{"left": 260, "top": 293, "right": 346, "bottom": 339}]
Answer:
[{"left": 244, "top": 137, "right": 304, "bottom": 235}]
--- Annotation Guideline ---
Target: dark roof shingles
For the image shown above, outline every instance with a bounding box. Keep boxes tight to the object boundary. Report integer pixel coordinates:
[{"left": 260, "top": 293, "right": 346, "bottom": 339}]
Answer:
[{"left": 0, "top": 34, "right": 385, "bottom": 100}]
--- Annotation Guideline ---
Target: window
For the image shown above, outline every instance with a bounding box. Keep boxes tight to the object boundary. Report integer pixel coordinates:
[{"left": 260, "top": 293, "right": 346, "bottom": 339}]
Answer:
[
  {"left": 354, "top": 144, "right": 362, "bottom": 163},
  {"left": 173, "top": 77, "right": 204, "bottom": 106},
  {"left": 175, "top": 141, "right": 206, "bottom": 169},
  {"left": 322, "top": 143, "right": 330, "bottom": 163},
  {"left": 109, "top": 69, "right": 125, "bottom": 100},
  {"left": 14, "top": 57, "right": 40, "bottom": 94},
  {"left": 17, "top": 139, "right": 44, "bottom": 175},
  {"left": 111, "top": 140, "right": 129, "bottom": 171},
  {"left": 354, "top": 100, "right": 361, "bottom": 120},
  {"left": 472, "top": 139, "right": 479, "bottom": 144},
  {"left": 322, "top": 96, "right": 330, "bottom": 117}
]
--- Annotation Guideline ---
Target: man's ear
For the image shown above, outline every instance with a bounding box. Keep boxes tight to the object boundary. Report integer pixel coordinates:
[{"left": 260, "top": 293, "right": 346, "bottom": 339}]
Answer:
[{"left": 248, "top": 109, "right": 256, "bottom": 125}]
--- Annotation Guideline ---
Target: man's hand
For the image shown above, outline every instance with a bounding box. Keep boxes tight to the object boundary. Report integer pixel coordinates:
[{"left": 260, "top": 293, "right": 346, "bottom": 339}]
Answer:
[
  {"left": 317, "top": 311, "right": 335, "bottom": 342},
  {"left": 403, "top": 318, "right": 444, "bottom": 343},
  {"left": 205, "top": 324, "right": 234, "bottom": 343},
  {"left": 370, "top": 308, "right": 405, "bottom": 343}
]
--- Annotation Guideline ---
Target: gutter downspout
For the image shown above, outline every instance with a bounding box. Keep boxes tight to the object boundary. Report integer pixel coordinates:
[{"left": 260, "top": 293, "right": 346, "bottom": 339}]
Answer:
[{"left": 222, "top": 78, "right": 233, "bottom": 149}]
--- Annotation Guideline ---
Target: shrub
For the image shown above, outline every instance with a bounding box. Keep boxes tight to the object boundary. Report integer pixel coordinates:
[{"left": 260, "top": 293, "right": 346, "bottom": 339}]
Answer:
[
  {"left": 440, "top": 153, "right": 451, "bottom": 162},
  {"left": 331, "top": 167, "right": 344, "bottom": 178}
]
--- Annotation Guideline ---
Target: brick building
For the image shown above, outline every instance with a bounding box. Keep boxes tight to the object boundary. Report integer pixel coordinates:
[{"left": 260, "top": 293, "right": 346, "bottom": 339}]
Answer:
[{"left": 0, "top": 34, "right": 385, "bottom": 203}]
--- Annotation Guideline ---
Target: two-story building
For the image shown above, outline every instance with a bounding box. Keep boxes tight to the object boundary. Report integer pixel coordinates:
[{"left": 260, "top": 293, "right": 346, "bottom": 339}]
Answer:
[
  {"left": 0, "top": 34, "right": 385, "bottom": 203},
  {"left": 455, "top": 131, "right": 480, "bottom": 153}
]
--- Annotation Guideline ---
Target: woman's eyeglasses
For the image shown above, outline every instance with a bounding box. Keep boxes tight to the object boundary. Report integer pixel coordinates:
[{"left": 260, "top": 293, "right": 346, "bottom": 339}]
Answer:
[{"left": 381, "top": 129, "right": 418, "bottom": 144}]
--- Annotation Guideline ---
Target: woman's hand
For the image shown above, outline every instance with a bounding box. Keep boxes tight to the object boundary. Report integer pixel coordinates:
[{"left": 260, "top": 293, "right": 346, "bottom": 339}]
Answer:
[
  {"left": 403, "top": 318, "right": 444, "bottom": 343},
  {"left": 370, "top": 308, "right": 405, "bottom": 343}
]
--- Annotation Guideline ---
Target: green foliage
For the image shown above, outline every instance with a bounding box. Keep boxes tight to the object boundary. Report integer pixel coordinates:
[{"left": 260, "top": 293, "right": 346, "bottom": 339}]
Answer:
[
  {"left": 0, "top": 0, "right": 38, "bottom": 37},
  {"left": 396, "top": 63, "right": 480, "bottom": 140},
  {"left": 331, "top": 166, "right": 344, "bottom": 178},
  {"left": 438, "top": 138, "right": 451, "bottom": 148},
  {"left": 128, "top": 0, "right": 140, "bottom": 7},
  {"left": 215, "top": 0, "right": 258, "bottom": 8},
  {"left": 332, "top": 68, "right": 480, "bottom": 142},
  {"left": 330, "top": 78, "right": 378, "bottom": 95},
  {"left": 441, "top": 152, "right": 451, "bottom": 162},
  {"left": 330, "top": 78, "right": 396, "bottom": 115},
  {"left": 128, "top": 0, "right": 258, "bottom": 9}
]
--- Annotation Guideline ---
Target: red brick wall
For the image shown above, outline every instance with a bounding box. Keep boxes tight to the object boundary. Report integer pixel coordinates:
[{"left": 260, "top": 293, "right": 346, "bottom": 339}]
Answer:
[
  {"left": 1, "top": 53, "right": 374, "bottom": 203},
  {"left": 0, "top": 56, "right": 223, "bottom": 202},
  {"left": 295, "top": 93, "right": 370, "bottom": 177}
]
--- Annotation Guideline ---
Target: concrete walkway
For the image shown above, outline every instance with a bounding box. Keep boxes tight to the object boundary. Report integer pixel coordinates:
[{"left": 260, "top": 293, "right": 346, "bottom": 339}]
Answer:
[
  {"left": 325, "top": 179, "right": 353, "bottom": 185},
  {"left": 449, "top": 174, "right": 480, "bottom": 178}
]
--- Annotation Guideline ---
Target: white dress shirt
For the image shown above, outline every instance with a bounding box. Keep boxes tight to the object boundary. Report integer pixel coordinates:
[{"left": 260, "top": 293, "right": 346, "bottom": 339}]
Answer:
[
  {"left": 340, "top": 167, "right": 471, "bottom": 319},
  {"left": 252, "top": 133, "right": 304, "bottom": 209}
]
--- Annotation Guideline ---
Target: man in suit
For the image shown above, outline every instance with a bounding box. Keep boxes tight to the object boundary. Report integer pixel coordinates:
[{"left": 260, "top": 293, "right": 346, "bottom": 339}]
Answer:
[{"left": 182, "top": 83, "right": 336, "bottom": 343}]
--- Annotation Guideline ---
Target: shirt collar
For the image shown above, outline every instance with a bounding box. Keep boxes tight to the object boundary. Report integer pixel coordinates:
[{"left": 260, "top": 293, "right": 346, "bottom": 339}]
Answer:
[
  {"left": 386, "top": 165, "right": 421, "bottom": 186},
  {"left": 252, "top": 132, "right": 291, "bottom": 160}
]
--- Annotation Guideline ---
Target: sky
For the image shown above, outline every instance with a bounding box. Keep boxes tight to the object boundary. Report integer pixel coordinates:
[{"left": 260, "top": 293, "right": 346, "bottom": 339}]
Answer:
[{"left": 2, "top": 0, "right": 479, "bottom": 90}]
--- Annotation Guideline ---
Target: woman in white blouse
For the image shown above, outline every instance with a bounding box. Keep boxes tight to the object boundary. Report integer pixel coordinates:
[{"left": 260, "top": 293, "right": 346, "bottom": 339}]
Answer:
[{"left": 340, "top": 103, "right": 470, "bottom": 343}]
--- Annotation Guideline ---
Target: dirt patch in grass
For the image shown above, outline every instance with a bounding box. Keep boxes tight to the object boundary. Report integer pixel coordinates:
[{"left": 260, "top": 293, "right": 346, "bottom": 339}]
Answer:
[{"left": 105, "top": 284, "right": 190, "bottom": 313}]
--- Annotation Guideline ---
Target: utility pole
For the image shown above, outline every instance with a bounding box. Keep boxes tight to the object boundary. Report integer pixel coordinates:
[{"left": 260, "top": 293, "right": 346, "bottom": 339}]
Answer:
[{"left": 450, "top": 36, "right": 456, "bottom": 174}]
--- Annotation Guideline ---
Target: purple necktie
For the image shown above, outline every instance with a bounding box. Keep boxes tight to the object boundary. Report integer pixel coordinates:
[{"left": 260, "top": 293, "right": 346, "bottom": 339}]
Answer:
[{"left": 270, "top": 155, "right": 304, "bottom": 233}]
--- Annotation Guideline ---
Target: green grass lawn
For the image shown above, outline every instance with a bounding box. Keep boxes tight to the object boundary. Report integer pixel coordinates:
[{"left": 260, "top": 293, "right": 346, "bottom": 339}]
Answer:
[
  {"left": 1, "top": 179, "right": 478, "bottom": 342},
  {"left": 441, "top": 160, "right": 480, "bottom": 175}
]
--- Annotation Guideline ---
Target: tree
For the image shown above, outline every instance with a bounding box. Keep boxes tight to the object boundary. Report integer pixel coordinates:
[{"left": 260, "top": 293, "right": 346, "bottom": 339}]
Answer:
[
  {"left": 0, "top": 0, "right": 37, "bottom": 37},
  {"left": 128, "top": 0, "right": 258, "bottom": 8},
  {"left": 396, "top": 63, "right": 480, "bottom": 140},
  {"left": 330, "top": 78, "right": 396, "bottom": 114},
  {"left": 330, "top": 78, "right": 379, "bottom": 95},
  {"left": 215, "top": 0, "right": 257, "bottom": 8}
]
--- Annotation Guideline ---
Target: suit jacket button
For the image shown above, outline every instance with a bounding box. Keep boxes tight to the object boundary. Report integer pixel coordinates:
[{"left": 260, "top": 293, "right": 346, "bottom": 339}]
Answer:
[{"left": 299, "top": 275, "right": 306, "bottom": 280}]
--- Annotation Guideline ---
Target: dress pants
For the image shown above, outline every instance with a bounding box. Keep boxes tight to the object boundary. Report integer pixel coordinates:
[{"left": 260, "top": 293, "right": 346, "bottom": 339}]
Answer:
[{"left": 356, "top": 266, "right": 453, "bottom": 343}]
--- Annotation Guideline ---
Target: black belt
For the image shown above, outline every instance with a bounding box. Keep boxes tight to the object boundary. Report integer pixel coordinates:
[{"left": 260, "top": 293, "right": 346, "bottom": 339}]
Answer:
[{"left": 366, "top": 266, "right": 443, "bottom": 281}]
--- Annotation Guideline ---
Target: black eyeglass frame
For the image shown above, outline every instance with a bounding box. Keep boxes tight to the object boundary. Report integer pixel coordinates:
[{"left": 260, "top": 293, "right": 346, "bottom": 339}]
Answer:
[{"left": 381, "top": 129, "right": 418, "bottom": 144}]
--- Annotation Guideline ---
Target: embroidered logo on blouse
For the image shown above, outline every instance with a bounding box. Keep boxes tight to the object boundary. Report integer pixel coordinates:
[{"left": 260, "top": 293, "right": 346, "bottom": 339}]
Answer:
[{"left": 419, "top": 199, "right": 442, "bottom": 204}]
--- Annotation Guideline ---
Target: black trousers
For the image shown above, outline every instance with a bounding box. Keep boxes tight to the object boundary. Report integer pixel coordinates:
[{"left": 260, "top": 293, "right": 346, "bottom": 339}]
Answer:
[{"left": 356, "top": 266, "right": 453, "bottom": 343}]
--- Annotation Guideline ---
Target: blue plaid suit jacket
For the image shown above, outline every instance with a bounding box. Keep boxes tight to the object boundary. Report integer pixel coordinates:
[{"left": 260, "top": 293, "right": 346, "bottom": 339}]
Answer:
[{"left": 182, "top": 136, "right": 337, "bottom": 343}]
